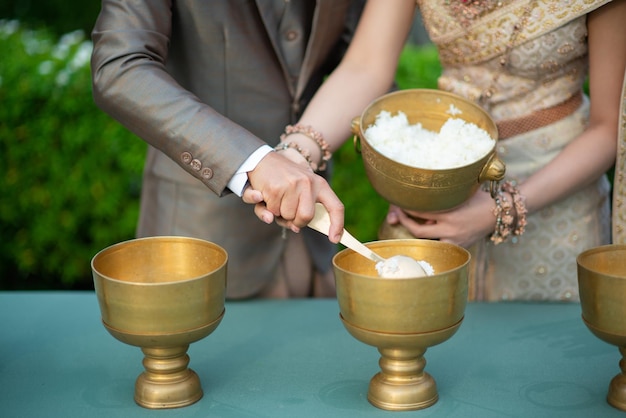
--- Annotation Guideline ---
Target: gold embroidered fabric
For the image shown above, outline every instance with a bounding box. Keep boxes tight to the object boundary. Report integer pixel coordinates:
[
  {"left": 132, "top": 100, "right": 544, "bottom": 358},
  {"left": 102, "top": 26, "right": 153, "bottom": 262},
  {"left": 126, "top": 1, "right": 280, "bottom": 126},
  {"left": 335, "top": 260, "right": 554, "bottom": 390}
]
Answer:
[
  {"left": 469, "top": 99, "right": 611, "bottom": 301},
  {"left": 614, "top": 69, "right": 626, "bottom": 244},
  {"left": 415, "top": 0, "right": 614, "bottom": 301},
  {"left": 421, "top": 1, "right": 610, "bottom": 65},
  {"left": 418, "top": 0, "right": 611, "bottom": 121}
]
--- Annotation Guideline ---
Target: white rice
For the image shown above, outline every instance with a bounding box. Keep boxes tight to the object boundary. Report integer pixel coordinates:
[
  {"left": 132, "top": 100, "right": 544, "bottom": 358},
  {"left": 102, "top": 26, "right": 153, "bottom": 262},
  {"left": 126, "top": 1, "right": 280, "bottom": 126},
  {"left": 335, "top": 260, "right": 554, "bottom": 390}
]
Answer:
[
  {"left": 446, "top": 103, "right": 463, "bottom": 116},
  {"left": 364, "top": 110, "right": 494, "bottom": 169}
]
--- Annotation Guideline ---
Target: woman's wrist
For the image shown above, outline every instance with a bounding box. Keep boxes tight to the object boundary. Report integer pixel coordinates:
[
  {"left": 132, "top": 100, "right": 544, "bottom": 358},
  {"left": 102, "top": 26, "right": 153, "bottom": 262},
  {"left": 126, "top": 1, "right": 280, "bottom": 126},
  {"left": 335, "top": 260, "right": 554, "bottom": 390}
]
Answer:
[
  {"left": 280, "top": 124, "right": 332, "bottom": 171},
  {"left": 274, "top": 140, "right": 316, "bottom": 170},
  {"left": 276, "top": 133, "right": 322, "bottom": 168}
]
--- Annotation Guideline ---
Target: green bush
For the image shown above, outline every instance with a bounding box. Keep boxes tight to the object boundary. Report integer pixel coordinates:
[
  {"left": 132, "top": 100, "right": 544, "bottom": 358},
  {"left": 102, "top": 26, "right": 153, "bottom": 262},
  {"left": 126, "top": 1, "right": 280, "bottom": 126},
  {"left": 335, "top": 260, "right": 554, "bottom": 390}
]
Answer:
[
  {"left": 0, "top": 21, "right": 146, "bottom": 289},
  {"left": 0, "top": 1, "right": 100, "bottom": 36},
  {"left": 0, "top": 20, "right": 440, "bottom": 290}
]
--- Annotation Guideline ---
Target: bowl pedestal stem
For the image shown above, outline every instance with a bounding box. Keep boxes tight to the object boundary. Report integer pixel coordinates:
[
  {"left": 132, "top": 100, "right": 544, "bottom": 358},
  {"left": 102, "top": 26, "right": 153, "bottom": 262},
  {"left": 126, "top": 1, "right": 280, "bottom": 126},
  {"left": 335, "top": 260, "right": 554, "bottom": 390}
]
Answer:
[
  {"left": 368, "top": 346, "right": 438, "bottom": 411},
  {"left": 608, "top": 346, "right": 626, "bottom": 411},
  {"left": 134, "top": 345, "right": 203, "bottom": 409}
]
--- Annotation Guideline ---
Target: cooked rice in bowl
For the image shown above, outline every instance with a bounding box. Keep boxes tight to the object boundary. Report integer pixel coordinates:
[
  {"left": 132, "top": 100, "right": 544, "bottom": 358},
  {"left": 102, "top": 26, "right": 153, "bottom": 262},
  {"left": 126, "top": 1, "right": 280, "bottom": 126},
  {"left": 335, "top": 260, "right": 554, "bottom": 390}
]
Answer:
[{"left": 364, "top": 110, "right": 495, "bottom": 170}]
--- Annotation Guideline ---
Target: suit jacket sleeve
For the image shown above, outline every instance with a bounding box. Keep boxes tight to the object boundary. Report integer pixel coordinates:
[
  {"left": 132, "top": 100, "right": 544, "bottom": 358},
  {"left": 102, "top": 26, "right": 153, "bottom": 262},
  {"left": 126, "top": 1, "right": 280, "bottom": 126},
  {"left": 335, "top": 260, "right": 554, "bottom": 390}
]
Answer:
[{"left": 90, "top": 0, "right": 264, "bottom": 196}]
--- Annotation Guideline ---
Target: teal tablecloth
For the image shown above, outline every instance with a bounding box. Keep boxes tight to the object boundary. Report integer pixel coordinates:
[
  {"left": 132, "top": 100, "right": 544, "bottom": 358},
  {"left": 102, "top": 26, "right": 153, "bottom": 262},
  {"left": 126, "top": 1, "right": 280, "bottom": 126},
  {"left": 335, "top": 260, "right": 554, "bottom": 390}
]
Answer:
[{"left": 0, "top": 291, "right": 623, "bottom": 418}]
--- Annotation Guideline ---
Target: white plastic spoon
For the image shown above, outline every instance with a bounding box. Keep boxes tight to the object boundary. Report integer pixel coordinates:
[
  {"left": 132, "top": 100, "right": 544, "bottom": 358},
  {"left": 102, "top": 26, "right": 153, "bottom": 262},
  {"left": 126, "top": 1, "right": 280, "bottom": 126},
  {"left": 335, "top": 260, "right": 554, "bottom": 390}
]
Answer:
[
  {"left": 308, "top": 203, "right": 385, "bottom": 263},
  {"left": 308, "top": 203, "right": 427, "bottom": 278}
]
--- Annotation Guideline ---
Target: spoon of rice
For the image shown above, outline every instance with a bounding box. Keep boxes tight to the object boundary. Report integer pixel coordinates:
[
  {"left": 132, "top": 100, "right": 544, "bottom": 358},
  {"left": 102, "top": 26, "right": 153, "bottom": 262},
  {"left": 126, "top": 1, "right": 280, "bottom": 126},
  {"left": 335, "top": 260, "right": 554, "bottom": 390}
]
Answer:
[{"left": 308, "top": 203, "right": 428, "bottom": 278}]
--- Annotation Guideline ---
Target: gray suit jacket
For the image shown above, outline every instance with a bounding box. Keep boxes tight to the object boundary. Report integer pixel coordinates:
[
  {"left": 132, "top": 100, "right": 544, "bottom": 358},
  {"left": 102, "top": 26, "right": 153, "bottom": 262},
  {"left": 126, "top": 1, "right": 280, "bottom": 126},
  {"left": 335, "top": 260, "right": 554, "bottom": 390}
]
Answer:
[{"left": 91, "top": 0, "right": 362, "bottom": 297}]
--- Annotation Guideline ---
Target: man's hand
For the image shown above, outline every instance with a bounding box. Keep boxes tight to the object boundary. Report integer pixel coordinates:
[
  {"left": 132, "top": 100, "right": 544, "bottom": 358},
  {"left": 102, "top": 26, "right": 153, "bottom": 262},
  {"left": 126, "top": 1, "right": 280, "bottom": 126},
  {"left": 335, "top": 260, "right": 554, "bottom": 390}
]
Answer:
[{"left": 243, "top": 152, "right": 344, "bottom": 243}]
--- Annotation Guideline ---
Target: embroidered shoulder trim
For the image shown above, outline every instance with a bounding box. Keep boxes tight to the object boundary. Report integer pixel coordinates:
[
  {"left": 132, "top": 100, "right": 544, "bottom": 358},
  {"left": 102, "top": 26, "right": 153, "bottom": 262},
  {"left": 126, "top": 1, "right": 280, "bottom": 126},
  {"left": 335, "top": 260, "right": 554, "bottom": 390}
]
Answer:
[{"left": 419, "top": 0, "right": 612, "bottom": 66}]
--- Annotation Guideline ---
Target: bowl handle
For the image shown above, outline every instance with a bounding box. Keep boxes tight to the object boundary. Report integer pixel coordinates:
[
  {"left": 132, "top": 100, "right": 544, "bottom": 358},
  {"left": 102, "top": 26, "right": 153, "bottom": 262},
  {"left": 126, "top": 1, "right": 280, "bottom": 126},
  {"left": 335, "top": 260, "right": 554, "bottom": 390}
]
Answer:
[
  {"left": 479, "top": 154, "right": 506, "bottom": 197},
  {"left": 351, "top": 116, "right": 362, "bottom": 154}
]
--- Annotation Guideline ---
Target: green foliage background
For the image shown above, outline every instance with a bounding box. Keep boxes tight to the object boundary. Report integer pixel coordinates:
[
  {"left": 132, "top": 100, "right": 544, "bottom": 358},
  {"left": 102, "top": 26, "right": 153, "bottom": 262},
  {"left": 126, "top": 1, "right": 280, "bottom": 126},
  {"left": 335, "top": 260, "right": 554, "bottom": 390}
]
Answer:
[
  {"left": 0, "top": 10, "right": 440, "bottom": 290},
  {"left": 0, "top": 1, "right": 100, "bottom": 36},
  {"left": 0, "top": 22, "right": 146, "bottom": 289}
]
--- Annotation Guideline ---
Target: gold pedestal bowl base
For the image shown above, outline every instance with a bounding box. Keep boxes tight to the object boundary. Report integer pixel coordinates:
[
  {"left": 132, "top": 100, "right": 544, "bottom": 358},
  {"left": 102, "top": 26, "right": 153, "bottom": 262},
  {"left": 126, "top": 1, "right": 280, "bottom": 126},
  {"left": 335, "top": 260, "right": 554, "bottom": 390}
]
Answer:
[
  {"left": 333, "top": 239, "right": 470, "bottom": 411},
  {"left": 91, "top": 236, "right": 228, "bottom": 409},
  {"left": 341, "top": 315, "right": 463, "bottom": 411},
  {"left": 581, "top": 318, "right": 626, "bottom": 411},
  {"left": 577, "top": 244, "right": 626, "bottom": 412},
  {"left": 103, "top": 310, "right": 225, "bottom": 409}
]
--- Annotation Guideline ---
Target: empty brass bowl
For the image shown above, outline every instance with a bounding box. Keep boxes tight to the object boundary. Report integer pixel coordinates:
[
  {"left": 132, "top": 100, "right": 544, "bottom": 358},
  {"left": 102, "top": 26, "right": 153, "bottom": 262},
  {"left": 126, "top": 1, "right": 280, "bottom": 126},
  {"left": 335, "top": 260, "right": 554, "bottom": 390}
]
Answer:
[
  {"left": 352, "top": 89, "right": 505, "bottom": 212},
  {"left": 91, "top": 236, "right": 227, "bottom": 409},
  {"left": 577, "top": 244, "right": 626, "bottom": 411},
  {"left": 333, "top": 239, "right": 470, "bottom": 410}
]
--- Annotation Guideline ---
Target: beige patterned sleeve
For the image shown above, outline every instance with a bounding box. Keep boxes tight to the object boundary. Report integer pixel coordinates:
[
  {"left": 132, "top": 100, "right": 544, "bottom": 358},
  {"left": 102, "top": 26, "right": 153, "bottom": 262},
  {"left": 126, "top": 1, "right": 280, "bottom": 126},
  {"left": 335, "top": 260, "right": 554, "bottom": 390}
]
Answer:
[{"left": 613, "top": 69, "right": 626, "bottom": 244}]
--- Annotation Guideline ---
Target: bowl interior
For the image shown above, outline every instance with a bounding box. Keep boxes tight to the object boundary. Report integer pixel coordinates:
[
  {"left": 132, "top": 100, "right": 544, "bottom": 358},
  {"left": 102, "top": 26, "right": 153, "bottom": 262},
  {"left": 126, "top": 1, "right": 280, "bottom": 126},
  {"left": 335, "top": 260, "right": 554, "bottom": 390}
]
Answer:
[
  {"left": 333, "top": 239, "right": 469, "bottom": 334},
  {"left": 92, "top": 236, "right": 227, "bottom": 284},
  {"left": 577, "top": 244, "right": 626, "bottom": 336},
  {"left": 91, "top": 236, "right": 228, "bottom": 334}
]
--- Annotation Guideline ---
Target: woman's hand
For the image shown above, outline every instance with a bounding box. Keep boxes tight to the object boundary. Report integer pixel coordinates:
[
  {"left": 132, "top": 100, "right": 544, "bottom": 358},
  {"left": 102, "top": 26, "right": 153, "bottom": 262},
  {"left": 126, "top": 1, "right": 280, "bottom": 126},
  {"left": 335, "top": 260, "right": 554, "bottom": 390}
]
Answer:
[{"left": 385, "top": 189, "right": 497, "bottom": 248}]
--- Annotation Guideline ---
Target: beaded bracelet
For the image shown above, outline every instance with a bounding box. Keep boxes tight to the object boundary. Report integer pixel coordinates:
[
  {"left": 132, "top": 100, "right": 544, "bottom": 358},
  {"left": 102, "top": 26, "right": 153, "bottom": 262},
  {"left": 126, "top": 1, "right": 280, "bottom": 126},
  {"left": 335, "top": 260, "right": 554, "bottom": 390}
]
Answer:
[
  {"left": 501, "top": 181, "right": 528, "bottom": 236},
  {"left": 280, "top": 124, "right": 332, "bottom": 171},
  {"left": 489, "top": 181, "right": 528, "bottom": 245},
  {"left": 274, "top": 141, "right": 317, "bottom": 171},
  {"left": 490, "top": 189, "right": 514, "bottom": 245}
]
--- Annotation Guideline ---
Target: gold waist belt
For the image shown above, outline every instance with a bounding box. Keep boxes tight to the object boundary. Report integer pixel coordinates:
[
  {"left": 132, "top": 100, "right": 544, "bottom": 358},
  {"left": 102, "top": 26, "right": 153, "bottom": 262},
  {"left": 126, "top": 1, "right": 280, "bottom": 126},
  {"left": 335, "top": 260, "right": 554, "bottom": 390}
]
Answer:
[{"left": 497, "top": 92, "right": 584, "bottom": 139}]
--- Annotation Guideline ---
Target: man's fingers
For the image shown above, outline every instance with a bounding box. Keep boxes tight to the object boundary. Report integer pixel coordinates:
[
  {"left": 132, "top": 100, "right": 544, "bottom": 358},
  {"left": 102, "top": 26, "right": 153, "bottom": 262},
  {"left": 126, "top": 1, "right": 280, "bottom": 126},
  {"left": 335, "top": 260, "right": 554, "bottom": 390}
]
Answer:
[
  {"left": 242, "top": 187, "right": 264, "bottom": 204},
  {"left": 254, "top": 203, "right": 275, "bottom": 224},
  {"left": 316, "top": 191, "right": 344, "bottom": 243}
]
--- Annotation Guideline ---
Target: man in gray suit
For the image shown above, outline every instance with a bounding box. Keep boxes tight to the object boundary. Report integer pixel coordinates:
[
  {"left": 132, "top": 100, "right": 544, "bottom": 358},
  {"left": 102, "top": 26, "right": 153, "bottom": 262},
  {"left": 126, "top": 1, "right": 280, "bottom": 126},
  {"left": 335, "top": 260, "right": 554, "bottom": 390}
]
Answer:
[{"left": 91, "top": 1, "right": 363, "bottom": 298}]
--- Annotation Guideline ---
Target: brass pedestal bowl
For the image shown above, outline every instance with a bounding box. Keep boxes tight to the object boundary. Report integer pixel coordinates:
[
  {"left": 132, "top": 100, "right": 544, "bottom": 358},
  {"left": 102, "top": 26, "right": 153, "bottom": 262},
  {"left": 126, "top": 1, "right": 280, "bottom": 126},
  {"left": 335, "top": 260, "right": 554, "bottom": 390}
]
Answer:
[
  {"left": 333, "top": 239, "right": 470, "bottom": 411},
  {"left": 577, "top": 244, "right": 626, "bottom": 412},
  {"left": 91, "top": 236, "right": 227, "bottom": 409},
  {"left": 351, "top": 88, "right": 505, "bottom": 212}
]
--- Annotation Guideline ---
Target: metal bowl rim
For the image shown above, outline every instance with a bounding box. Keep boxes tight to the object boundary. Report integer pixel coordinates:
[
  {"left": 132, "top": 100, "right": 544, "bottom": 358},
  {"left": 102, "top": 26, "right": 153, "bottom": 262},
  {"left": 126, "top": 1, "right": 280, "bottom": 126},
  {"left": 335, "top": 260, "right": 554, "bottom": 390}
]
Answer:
[
  {"left": 576, "top": 244, "right": 626, "bottom": 280},
  {"left": 91, "top": 236, "right": 228, "bottom": 286}
]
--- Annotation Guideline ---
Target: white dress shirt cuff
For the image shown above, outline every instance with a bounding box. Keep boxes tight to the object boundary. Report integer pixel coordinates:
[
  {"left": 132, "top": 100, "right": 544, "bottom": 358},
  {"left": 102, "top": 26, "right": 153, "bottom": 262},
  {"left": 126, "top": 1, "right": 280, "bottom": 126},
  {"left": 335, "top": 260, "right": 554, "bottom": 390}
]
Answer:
[{"left": 227, "top": 144, "right": 274, "bottom": 197}]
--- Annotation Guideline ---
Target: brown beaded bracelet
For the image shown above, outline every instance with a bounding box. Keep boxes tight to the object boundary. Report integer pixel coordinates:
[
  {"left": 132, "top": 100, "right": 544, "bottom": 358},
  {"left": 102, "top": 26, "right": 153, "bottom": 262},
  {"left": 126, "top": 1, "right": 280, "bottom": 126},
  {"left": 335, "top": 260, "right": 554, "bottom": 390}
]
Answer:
[
  {"left": 502, "top": 181, "right": 528, "bottom": 236},
  {"left": 274, "top": 141, "right": 317, "bottom": 171},
  {"left": 489, "top": 180, "right": 528, "bottom": 245},
  {"left": 280, "top": 124, "right": 332, "bottom": 171}
]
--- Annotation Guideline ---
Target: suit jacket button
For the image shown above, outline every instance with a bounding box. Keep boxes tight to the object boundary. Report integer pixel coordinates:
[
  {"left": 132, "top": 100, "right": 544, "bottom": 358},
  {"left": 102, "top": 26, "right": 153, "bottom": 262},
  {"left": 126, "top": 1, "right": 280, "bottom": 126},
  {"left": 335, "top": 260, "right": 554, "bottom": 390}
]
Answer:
[
  {"left": 285, "top": 30, "right": 298, "bottom": 41},
  {"left": 190, "top": 159, "right": 202, "bottom": 171},
  {"left": 181, "top": 152, "right": 192, "bottom": 164},
  {"left": 201, "top": 167, "right": 213, "bottom": 179}
]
